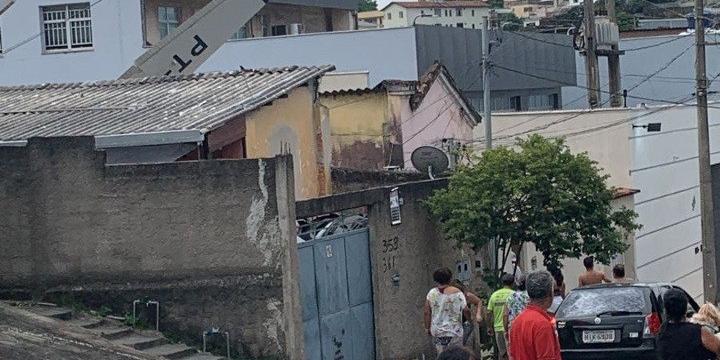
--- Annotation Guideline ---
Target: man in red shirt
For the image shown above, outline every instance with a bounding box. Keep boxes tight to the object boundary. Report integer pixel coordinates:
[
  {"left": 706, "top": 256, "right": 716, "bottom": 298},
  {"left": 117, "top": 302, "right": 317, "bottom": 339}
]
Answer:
[{"left": 509, "top": 270, "right": 561, "bottom": 360}]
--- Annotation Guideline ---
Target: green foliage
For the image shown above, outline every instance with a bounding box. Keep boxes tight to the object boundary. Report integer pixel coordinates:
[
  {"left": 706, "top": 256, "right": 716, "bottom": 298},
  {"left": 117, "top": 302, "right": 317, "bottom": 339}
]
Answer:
[
  {"left": 616, "top": 10, "right": 638, "bottom": 31},
  {"left": 426, "top": 135, "right": 641, "bottom": 282},
  {"left": 489, "top": 0, "right": 505, "bottom": 9},
  {"left": 357, "top": 0, "right": 377, "bottom": 12},
  {"left": 498, "top": 13, "right": 523, "bottom": 30}
]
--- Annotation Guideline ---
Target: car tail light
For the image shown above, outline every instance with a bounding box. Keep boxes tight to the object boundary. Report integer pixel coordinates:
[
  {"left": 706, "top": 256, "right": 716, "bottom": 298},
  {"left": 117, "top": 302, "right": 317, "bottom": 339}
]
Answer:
[{"left": 644, "top": 312, "right": 661, "bottom": 337}]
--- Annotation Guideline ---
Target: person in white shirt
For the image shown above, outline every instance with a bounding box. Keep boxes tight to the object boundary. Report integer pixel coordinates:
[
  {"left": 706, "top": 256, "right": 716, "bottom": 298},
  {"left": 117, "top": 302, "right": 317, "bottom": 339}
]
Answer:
[{"left": 424, "top": 267, "right": 469, "bottom": 355}]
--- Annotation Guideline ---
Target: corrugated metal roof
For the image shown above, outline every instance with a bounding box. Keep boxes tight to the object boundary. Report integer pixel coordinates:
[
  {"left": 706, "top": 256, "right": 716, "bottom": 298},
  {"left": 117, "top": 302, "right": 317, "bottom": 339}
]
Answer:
[
  {"left": 383, "top": 1, "right": 489, "bottom": 10},
  {"left": 0, "top": 65, "right": 334, "bottom": 141}
]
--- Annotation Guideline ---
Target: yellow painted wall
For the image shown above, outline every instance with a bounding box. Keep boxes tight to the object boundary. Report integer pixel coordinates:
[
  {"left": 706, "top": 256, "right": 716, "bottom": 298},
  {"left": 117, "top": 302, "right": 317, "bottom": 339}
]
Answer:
[
  {"left": 320, "top": 91, "right": 391, "bottom": 170},
  {"left": 245, "top": 86, "right": 328, "bottom": 200}
]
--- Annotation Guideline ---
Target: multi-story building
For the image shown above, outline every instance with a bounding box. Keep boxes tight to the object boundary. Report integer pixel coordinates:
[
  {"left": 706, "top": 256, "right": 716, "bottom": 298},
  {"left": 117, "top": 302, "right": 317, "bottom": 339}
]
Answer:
[
  {"left": 0, "top": 1, "right": 576, "bottom": 113},
  {"left": 0, "top": 0, "right": 357, "bottom": 84},
  {"left": 380, "top": 1, "right": 508, "bottom": 29}
]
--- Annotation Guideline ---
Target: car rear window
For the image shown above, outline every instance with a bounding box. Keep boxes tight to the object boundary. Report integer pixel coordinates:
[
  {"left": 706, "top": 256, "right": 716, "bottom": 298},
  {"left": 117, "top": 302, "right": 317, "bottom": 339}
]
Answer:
[{"left": 556, "top": 287, "right": 652, "bottom": 318}]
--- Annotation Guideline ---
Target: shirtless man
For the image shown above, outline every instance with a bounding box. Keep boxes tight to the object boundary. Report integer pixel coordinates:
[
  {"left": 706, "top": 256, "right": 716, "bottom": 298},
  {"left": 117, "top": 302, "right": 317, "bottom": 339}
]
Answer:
[{"left": 578, "top": 256, "right": 611, "bottom": 287}]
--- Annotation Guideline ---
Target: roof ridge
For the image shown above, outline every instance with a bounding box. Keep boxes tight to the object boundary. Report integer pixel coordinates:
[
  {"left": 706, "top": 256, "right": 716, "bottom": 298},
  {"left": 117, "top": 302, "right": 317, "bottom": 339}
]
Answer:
[{"left": 0, "top": 65, "right": 330, "bottom": 91}]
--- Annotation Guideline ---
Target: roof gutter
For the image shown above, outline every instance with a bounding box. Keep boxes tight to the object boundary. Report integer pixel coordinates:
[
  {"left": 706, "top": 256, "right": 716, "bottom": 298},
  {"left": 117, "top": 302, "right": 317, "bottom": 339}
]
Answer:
[{"left": 0, "top": 130, "right": 205, "bottom": 149}]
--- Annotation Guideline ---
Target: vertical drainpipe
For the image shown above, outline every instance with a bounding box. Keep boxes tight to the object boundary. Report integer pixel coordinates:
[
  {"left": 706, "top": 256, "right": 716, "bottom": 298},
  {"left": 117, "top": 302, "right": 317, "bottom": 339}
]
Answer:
[{"left": 201, "top": 133, "right": 210, "bottom": 160}]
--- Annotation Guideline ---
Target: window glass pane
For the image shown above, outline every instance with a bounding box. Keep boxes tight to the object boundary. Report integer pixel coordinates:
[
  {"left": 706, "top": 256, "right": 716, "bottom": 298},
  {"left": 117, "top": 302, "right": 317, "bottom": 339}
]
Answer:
[
  {"left": 556, "top": 287, "right": 651, "bottom": 318},
  {"left": 42, "top": 3, "right": 92, "bottom": 51},
  {"left": 158, "top": 6, "right": 167, "bottom": 21},
  {"left": 166, "top": 7, "right": 176, "bottom": 21}
]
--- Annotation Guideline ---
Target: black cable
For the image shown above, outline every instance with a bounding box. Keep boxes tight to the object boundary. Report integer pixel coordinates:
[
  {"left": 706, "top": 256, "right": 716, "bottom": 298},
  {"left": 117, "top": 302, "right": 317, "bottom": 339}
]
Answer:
[{"left": 492, "top": 63, "right": 720, "bottom": 108}]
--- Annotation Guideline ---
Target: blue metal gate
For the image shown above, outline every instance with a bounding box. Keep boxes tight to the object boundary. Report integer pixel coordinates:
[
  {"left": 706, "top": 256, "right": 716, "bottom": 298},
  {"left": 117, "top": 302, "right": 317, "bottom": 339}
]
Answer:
[{"left": 298, "top": 228, "right": 375, "bottom": 360}]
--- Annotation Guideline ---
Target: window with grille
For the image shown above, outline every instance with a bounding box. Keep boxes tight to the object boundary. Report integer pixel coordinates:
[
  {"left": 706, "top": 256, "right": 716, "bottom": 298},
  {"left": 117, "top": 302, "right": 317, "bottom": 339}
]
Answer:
[
  {"left": 158, "top": 6, "right": 180, "bottom": 39},
  {"left": 399, "top": 11, "right": 403, "bottom": 18},
  {"left": 456, "top": 8, "right": 462, "bottom": 16},
  {"left": 434, "top": 8, "right": 441, "bottom": 16},
  {"left": 41, "top": 3, "right": 93, "bottom": 52}
]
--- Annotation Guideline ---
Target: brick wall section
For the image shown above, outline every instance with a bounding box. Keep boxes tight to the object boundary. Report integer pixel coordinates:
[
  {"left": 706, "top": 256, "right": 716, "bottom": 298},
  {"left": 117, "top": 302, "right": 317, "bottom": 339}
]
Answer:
[{"left": 0, "top": 137, "right": 302, "bottom": 359}]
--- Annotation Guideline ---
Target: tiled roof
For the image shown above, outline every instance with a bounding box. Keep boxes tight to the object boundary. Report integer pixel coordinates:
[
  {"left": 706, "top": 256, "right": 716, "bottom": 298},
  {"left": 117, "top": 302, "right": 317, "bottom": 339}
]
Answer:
[
  {"left": 411, "top": 62, "right": 481, "bottom": 125},
  {"left": 383, "top": 1, "right": 489, "bottom": 9},
  {"left": 0, "top": 65, "right": 334, "bottom": 141},
  {"left": 613, "top": 187, "right": 641, "bottom": 199}
]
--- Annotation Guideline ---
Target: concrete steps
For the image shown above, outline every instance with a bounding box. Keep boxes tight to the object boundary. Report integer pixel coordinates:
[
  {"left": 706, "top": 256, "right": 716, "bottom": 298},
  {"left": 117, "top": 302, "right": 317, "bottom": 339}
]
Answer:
[
  {"left": 9, "top": 302, "right": 227, "bottom": 359},
  {"left": 89, "top": 324, "right": 135, "bottom": 340},
  {"left": 143, "top": 343, "right": 197, "bottom": 359},
  {"left": 66, "top": 317, "right": 105, "bottom": 329},
  {"left": 24, "top": 304, "right": 73, "bottom": 320},
  {"left": 112, "top": 333, "right": 169, "bottom": 350},
  {"left": 177, "top": 353, "right": 225, "bottom": 360}
]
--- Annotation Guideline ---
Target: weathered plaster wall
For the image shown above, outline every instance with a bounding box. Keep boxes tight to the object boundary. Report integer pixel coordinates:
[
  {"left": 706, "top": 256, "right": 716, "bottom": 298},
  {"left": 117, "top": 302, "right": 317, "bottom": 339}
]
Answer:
[
  {"left": 330, "top": 167, "right": 428, "bottom": 194},
  {"left": 296, "top": 179, "right": 479, "bottom": 359},
  {"left": 320, "top": 91, "right": 389, "bottom": 170},
  {"left": 402, "top": 77, "right": 477, "bottom": 170},
  {"left": 245, "top": 85, "right": 329, "bottom": 200},
  {"left": 0, "top": 137, "right": 302, "bottom": 359}
]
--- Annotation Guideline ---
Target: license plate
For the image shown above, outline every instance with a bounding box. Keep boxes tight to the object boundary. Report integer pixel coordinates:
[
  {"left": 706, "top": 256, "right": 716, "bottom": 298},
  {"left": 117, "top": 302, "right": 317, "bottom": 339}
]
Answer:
[{"left": 582, "top": 330, "right": 616, "bottom": 343}]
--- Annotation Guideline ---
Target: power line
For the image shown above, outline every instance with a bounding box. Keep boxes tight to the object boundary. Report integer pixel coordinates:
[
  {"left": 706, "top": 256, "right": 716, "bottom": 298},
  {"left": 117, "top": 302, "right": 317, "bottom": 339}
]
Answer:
[
  {"left": 493, "top": 63, "right": 720, "bottom": 108},
  {"left": 624, "top": 40, "right": 696, "bottom": 92},
  {"left": 402, "top": 101, "right": 456, "bottom": 146},
  {"left": 624, "top": 34, "right": 693, "bottom": 51},
  {"left": 504, "top": 31, "right": 576, "bottom": 49},
  {"left": 471, "top": 70, "right": 720, "bottom": 149},
  {"left": 2, "top": 0, "right": 110, "bottom": 55},
  {"left": 484, "top": 69, "right": 720, "bottom": 143}
]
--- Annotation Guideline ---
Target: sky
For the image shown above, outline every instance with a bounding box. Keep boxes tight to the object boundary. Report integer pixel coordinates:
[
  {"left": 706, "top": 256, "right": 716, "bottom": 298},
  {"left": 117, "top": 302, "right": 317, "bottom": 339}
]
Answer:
[{"left": 377, "top": 0, "right": 392, "bottom": 8}]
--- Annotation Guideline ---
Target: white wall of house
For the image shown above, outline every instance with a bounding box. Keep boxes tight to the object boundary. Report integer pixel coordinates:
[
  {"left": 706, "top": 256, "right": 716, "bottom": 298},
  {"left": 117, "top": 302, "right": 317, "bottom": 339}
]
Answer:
[
  {"left": 0, "top": 0, "right": 145, "bottom": 85},
  {"left": 382, "top": 3, "right": 495, "bottom": 29},
  {"left": 0, "top": 0, "right": 360, "bottom": 86},
  {"left": 476, "top": 103, "right": 720, "bottom": 301},
  {"left": 199, "top": 27, "right": 419, "bottom": 86}
]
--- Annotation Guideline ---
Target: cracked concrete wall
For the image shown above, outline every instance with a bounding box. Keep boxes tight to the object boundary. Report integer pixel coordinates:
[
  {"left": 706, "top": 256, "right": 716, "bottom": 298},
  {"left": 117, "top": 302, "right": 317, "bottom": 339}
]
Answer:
[{"left": 0, "top": 137, "right": 301, "bottom": 359}]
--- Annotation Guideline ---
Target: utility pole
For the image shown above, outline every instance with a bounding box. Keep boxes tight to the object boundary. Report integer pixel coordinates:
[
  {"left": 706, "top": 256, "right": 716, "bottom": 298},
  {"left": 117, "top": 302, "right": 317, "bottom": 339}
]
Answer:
[
  {"left": 695, "top": 0, "right": 718, "bottom": 304},
  {"left": 607, "top": 0, "right": 623, "bottom": 107},
  {"left": 583, "top": 0, "right": 601, "bottom": 108},
  {"left": 482, "top": 16, "right": 492, "bottom": 149}
]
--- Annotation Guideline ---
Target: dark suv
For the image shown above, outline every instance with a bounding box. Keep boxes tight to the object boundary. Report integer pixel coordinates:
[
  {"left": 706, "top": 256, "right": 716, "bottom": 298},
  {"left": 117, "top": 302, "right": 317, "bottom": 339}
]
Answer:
[{"left": 555, "top": 283, "right": 699, "bottom": 360}]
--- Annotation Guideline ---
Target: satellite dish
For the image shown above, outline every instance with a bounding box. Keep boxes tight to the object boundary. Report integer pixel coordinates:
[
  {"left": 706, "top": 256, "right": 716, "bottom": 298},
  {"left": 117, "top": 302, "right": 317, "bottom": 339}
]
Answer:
[{"left": 411, "top": 146, "right": 449, "bottom": 179}]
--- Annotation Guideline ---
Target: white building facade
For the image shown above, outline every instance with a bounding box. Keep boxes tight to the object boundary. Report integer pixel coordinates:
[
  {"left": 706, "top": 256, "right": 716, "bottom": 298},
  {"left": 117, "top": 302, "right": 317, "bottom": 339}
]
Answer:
[
  {"left": 381, "top": 1, "right": 502, "bottom": 29},
  {"left": 476, "top": 103, "right": 720, "bottom": 301},
  {"left": 0, "top": 0, "right": 356, "bottom": 85}
]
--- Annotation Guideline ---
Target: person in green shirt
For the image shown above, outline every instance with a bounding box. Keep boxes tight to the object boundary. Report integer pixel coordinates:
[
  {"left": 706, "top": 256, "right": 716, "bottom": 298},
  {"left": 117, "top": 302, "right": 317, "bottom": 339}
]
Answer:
[{"left": 488, "top": 273, "right": 515, "bottom": 360}]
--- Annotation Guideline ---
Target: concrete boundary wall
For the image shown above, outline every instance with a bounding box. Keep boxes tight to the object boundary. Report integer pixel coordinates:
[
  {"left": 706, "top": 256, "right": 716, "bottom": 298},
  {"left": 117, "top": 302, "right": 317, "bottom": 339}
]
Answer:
[
  {"left": 0, "top": 137, "right": 302, "bottom": 359},
  {"left": 297, "top": 179, "right": 481, "bottom": 359}
]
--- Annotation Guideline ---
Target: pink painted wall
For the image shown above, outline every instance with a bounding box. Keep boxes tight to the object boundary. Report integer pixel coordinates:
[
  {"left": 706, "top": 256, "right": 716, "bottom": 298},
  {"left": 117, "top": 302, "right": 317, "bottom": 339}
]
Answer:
[{"left": 400, "top": 75, "right": 477, "bottom": 170}]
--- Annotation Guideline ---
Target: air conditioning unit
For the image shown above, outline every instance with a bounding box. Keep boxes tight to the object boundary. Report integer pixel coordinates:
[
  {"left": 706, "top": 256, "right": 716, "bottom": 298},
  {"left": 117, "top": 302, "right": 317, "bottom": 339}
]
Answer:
[{"left": 289, "top": 23, "right": 304, "bottom": 35}]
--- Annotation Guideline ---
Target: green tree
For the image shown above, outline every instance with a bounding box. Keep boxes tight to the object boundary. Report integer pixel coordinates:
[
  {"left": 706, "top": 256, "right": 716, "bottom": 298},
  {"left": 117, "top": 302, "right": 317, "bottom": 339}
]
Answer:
[
  {"left": 498, "top": 13, "right": 523, "bottom": 30},
  {"left": 426, "top": 135, "right": 640, "bottom": 283},
  {"left": 616, "top": 10, "right": 638, "bottom": 31},
  {"left": 358, "top": 0, "right": 378, "bottom": 12},
  {"left": 489, "top": 0, "right": 505, "bottom": 9}
]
